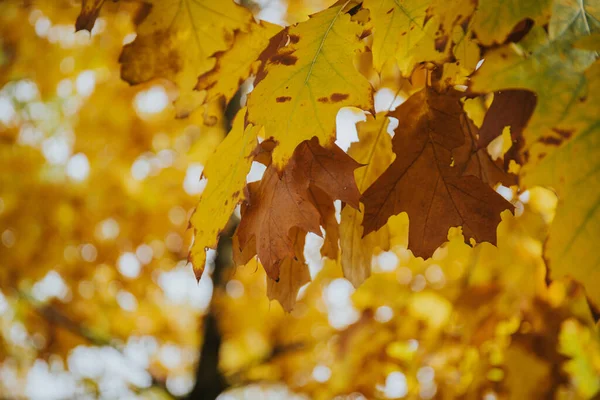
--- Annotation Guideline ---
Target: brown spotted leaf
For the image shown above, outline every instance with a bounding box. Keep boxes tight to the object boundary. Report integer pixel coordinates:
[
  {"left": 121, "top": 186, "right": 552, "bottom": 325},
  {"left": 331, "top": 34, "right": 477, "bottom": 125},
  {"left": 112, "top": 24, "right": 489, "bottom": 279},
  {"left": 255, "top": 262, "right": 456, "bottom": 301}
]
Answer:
[
  {"left": 247, "top": 4, "right": 373, "bottom": 168},
  {"left": 196, "top": 21, "right": 282, "bottom": 104},
  {"left": 361, "top": 88, "right": 514, "bottom": 258}
]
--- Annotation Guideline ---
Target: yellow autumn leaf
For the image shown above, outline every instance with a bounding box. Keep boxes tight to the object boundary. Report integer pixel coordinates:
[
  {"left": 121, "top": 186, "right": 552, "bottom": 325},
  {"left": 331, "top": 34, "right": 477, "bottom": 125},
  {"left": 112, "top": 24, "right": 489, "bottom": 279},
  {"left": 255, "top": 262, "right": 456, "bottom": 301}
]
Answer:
[
  {"left": 471, "top": 0, "right": 599, "bottom": 157},
  {"left": 119, "top": 0, "right": 253, "bottom": 113},
  {"left": 340, "top": 113, "right": 395, "bottom": 287},
  {"left": 286, "top": 0, "right": 338, "bottom": 24},
  {"left": 473, "top": 0, "right": 552, "bottom": 45},
  {"left": 246, "top": 4, "right": 373, "bottom": 168},
  {"left": 441, "top": 26, "right": 480, "bottom": 87},
  {"left": 197, "top": 21, "right": 283, "bottom": 104},
  {"left": 521, "top": 63, "right": 600, "bottom": 308},
  {"left": 190, "top": 108, "right": 259, "bottom": 278},
  {"left": 365, "top": 0, "right": 447, "bottom": 74}
]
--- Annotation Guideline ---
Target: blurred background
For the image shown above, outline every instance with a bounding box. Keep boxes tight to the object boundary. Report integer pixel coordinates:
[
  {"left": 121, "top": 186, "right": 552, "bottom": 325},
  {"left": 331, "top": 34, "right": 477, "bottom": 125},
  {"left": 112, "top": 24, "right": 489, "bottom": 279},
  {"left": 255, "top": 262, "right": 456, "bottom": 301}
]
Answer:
[{"left": 1, "top": 1, "right": 599, "bottom": 399}]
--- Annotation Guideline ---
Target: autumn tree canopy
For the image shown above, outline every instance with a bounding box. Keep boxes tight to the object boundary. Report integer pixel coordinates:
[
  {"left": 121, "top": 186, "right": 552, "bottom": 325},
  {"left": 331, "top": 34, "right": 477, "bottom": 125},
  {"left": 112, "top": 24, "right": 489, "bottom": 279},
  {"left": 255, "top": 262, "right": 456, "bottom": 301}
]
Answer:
[{"left": 1, "top": 0, "right": 600, "bottom": 399}]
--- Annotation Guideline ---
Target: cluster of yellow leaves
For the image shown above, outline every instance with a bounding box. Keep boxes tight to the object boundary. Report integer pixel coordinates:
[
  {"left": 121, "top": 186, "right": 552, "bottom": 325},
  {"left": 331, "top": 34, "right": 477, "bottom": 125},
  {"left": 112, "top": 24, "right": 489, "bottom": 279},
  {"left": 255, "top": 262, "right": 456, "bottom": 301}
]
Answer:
[
  {"left": 74, "top": 0, "right": 600, "bottom": 319},
  {"left": 2, "top": 0, "right": 600, "bottom": 398}
]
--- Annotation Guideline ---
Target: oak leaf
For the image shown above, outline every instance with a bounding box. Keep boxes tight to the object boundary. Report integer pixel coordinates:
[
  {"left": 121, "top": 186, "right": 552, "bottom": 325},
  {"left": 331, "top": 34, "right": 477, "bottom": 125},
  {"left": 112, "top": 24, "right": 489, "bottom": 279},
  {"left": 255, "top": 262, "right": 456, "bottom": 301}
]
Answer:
[
  {"left": 361, "top": 88, "right": 514, "bottom": 258},
  {"left": 189, "top": 109, "right": 259, "bottom": 279},
  {"left": 247, "top": 4, "right": 373, "bottom": 168}
]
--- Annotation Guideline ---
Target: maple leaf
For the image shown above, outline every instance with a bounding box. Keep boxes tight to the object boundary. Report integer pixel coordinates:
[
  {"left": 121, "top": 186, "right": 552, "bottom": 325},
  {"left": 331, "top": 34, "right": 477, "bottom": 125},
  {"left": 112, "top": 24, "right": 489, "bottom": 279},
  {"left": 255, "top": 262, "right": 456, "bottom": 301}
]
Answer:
[
  {"left": 119, "top": 0, "right": 253, "bottom": 114},
  {"left": 472, "top": 0, "right": 552, "bottom": 45},
  {"left": 477, "top": 90, "right": 537, "bottom": 153},
  {"left": 235, "top": 137, "right": 361, "bottom": 280},
  {"left": 471, "top": 0, "right": 599, "bottom": 163},
  {"left": 361, "top": 88, "right": 514, "bottom": 258},
  {"left": 189, "top": 109, "right": 259, "bottom": 279},
  {"left": 522, "top": 63, "right": 600, "bottom": 308},
  {"left": 246, "top": 4, "right": 373, "bottom": 168},
  {"left": 292, "top": 137, "right": 362, "bottom": 208},
  {"left": 235, "top": 163, "right": 321, "bottom": 280},
  {"left": 309, "top": 186, "right": 340, "bottom": 260},
  {"left": 266, "top": 227, "right": 311, "bottom": 312},
  {"left": 453, "top": 109, "right": 517, "bottom": 187},
  {"left": 441, "top": 26, "right": 480, "bottom": 87},
  {"left": 365, "top": 0, "right": 449, "bottom": 75},
  {"left": 196, "top": 21, "right": 282, "bottom": 105},
  {"left": 340, "top": 113, "right": 395, "bottom": 287}
]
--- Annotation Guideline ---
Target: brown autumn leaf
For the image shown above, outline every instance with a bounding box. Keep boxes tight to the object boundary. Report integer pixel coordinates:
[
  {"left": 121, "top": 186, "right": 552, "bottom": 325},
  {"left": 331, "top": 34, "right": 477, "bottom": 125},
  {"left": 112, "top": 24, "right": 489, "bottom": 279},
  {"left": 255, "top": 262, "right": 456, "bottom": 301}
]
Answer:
[
  {"left": 75, "top": 0, "right": 107, "bottom": 32},
  {"left": 477, "top": 90, "right": 538, "bottom": 161},
  {"left": 308, "top": 186, "right": 339, "bottom": 260},
  {"left": 292, "top": 137, "right": 362, "bottom": 209},
  {"left": 453, "top": 111, "right": 517, "bottom": 187},
  {"left": 266, "top": 227, "right": 311, "bottom": 312},
  {"left": 361, "top": 88, "right": 514, "bottom": 258},
  {"left": 235, "top": 163, "right": 321, "bottom": 280},
  {"left": 235, "top": 137, "right": 361, "bottom": 280}
]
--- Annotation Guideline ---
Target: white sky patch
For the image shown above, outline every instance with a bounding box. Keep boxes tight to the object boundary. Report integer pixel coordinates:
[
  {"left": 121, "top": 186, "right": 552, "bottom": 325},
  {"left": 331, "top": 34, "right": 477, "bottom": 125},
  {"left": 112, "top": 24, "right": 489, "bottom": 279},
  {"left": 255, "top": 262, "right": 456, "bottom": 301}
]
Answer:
[
  {"left": 383, "top": 371, "right": 408, "bottom": 399},
  {"left": 0, "top": 96, "right": 16, "bottom": 125},
  {"left": 335, "top": 107, "right": 367, "bottom": 152},
  {"left": 304, "top": 232, "right": 325, "bottom": 277},
  {"left": 312, "top": 365, "right": 331, "bottom": 383},
  {"left": 14, "top": 80, "right": 39, "bottom": 103},
  {"left": 96, "top": 218, "right": 119, "bottom": 241},
  {"left": 116, "top": 290, "right": 138, "bottom": 312},
  {"left": 183, "top": 163, "right": 207, "bottom": 195},
  {"left": 324, "top": 278, "right": 360, "bottom": 329},
  {"left": 68, "top": 346, "right": 152, "bottom": 395},
  {"left": 75, "top": 70, "right": 96, "bottom": 97},
  {"left": 26, "top": 360, "right": 81, "bottom": 400},
  {"left": 131, "top": 157, "right": 151, "bottom": 181},
  {"left": 496, "top": 185, "right": 513, "bottom": 201},
  {"left": 167, "top": 374, "right": 195, "bottom": 397},
  {"left": 117, "top": 252, "right": 141, "bottom": 279},
  {"left": 134, "top": 85, "right": 169, "bottom": 115},
  {"left": 32, "top": 270, "right": 69, "bottom": 302},
  {"left": 247, "top": 161, "right": 266, "bottom": 183},
  {"left": 42, "top": 136, "right": 72, "bottom": 165},
  {"left": 66, "top": 153, "right": 90, "bottom": 182},
  {"left": 375, "top": 251, "right": 399, "bottom": 272},
  {"left": 254, "top": 0, "right": 287, "bottom": 25},
  {"left": 158, "top": 263, "right": 213, "bottom": 312},
  {"left": 375, "top": 305, "right": 394, "bottom": 323},
  {"left": 374, "top": 88, "right": 405, "bottom": 113}
]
